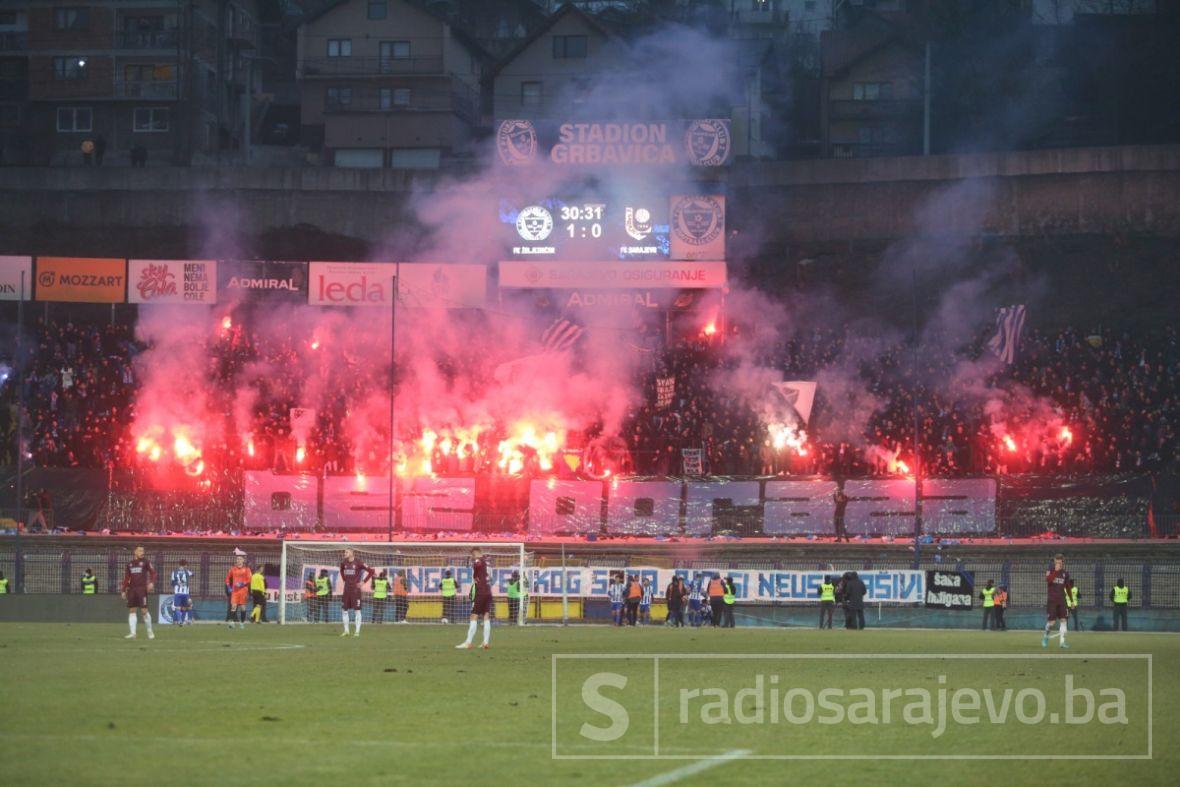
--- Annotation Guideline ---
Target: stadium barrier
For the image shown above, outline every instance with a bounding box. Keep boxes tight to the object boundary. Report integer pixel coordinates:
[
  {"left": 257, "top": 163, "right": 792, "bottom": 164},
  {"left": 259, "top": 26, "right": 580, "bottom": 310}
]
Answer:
[{"left": 3, "top": 537, "right": 1180, "bottom": 630}]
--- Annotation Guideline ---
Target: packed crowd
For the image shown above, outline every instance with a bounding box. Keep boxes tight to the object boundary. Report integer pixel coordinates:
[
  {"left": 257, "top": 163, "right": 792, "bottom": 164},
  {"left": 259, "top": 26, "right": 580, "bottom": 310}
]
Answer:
[{"left": 2, "top": 314, "right": 1176, "bottom": 480}]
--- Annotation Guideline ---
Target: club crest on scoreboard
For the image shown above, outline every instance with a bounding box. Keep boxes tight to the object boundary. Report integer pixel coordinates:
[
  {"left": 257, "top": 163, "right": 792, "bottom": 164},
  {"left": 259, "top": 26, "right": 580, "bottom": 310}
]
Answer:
[
  {"left": 497, "top": 120, "right": 538, "bottom": 165},
  {"left": 672, "top": 195, "right": 724, "bottom": 246},
  {"left": 684, "top": 119, "right": 732, "bottom": 167}
]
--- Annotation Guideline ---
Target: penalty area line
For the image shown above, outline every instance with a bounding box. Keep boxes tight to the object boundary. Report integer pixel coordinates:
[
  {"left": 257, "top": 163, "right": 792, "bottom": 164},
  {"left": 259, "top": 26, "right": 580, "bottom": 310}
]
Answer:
[{"left": 626, "top": 749, "right": 752, "bottom": 787}]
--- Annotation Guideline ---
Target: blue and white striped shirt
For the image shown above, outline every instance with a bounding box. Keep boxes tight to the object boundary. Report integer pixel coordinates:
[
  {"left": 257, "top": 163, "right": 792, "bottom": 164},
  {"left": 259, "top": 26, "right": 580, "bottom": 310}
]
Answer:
[{"left": 171, "top": 568, "right": 193, "bottom": 595}]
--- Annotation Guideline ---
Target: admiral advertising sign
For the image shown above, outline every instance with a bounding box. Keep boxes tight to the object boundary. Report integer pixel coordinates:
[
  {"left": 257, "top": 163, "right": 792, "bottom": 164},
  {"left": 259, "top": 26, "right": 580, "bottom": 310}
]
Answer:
[
  {"left": 128, "top": 260, "right": 217, "bottom": 304},
  {"left": 308, "top": 262, "right": 486, "bottom": 309},
  {"left": 499, "top": 261, "right": 727, "bottom": 290},
  {"left": 34, "top": 257, "right": 126, "bottom": 303},
  {"left": 670, "top": 194, "right": 726, "bottom": 260},
  {"left": 0, "top": 256, "right": 33, "bottom": 301},
  {"left": 496, "top": 119, "right": 732, "bottom": 167},
  {"left": 219, "top": 261, "right": 307, "bottom": 302}
]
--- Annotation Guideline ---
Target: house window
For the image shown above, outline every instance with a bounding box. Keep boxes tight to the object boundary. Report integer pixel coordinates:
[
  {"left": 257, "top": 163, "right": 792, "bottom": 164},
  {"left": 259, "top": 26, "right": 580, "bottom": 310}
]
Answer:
[
  {"left": 367, "top": 1, "right": 387, "bottom": 20},
  {"left": 804, "top": 0, "right": 816, "bottom": 10},
  {"left": 56, "top": 106, "right": 93, "bottom": 132},
  {"left": 327, "top": 39, "right": 352, "bottom": 57},
  {"left": 380, "top": 87, "right": 410, "bottom": 109},
  {"left": 381, "top": 41, "right": 411, "bottom": 60},
  {"left": 54, "top": 8, "right": 90, "bottom": 31},
  {"left": 0, "top": 12, "right": 19, "bottom": 26},
  {"left": 521, "top": 81, "right": 542, "bottom": 108},
  {"left": 53, "top": 56, "right": 89, "bottom": 81},
  {"left": 133, "top": 106, "right": 169, "bottom": 132},
  {"left": 852, "top": 82, "right": 893, "bottom": 101},
  {"left": 552, "top": 35, "right": 587, "bottom": 59},
  {"left": 326, "top": 86, "right": 352, "bottom": 108}
]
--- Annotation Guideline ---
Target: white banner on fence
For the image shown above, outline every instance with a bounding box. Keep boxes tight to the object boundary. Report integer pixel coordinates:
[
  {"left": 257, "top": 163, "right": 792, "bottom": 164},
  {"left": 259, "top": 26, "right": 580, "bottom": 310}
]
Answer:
[
  {"left": 128, "top": 260, "right": 218, "bottom": 304},
  {"left": 499, "top": 261, "right": 727, "bottom": 289},
  {"left": 0, "top": 256, "right": 33, "bottom": 301},
  {"left": 243, "top": 471, "right": 317, "bottom": 531},
  {"left": 298, "top": 563, "right": 923, "bottom": 604}
]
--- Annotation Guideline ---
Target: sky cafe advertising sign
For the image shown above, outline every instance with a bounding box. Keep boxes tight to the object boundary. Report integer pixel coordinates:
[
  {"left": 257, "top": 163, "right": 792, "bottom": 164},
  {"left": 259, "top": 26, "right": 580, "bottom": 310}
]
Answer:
[{"left": 497, "top": 119, "right": 732, "bottom": 167}]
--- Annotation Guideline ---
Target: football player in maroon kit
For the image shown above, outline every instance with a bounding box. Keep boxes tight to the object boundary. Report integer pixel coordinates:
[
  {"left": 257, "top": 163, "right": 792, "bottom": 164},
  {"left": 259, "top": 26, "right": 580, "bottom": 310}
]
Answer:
[
  {"left": 339, "top": 548, "right": 375, "bottom": 637},
  {"left": 1043, "top": 553, "right": 1073, "bottom": 649},
  {"left": 456, "top": 548, "right": 493, "bottom": 649},
  {"left": 121, "top": 545, "right": 157, "bottom": 640}
]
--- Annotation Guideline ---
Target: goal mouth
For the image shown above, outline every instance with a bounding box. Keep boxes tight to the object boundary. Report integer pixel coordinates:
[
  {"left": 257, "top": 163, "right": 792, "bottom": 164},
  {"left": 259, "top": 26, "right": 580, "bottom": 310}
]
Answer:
[{"left": 279, "top": 541, "right": 531, "bottom": 626}]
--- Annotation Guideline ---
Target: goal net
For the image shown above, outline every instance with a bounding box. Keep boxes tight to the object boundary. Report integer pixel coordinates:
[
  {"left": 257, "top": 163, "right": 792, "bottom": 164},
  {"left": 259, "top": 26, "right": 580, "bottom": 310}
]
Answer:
[{"left": 278, "top": 541, "right": 530, "bottom": 626}]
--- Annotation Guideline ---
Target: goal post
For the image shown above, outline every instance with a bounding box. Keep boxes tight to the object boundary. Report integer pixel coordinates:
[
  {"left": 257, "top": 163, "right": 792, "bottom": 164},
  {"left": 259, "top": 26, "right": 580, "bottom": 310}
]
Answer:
[{"left": 278, "top": 541, "right": 530, "bottom": 626}]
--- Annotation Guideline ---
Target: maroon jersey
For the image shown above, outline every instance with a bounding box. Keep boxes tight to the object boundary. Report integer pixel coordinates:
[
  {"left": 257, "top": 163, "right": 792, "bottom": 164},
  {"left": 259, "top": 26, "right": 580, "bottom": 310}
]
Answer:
[
  {"left": 1046, "top": 569, "right": 1072, "bottom": 605},
  {"left": 122, "top": 558, "right": 156, "bottom": 592},
  {"left": 339, "top": 559, "right": 374, "bottom": 590},
  {"left": 472, "top": 558, "right": 491, "bottom": 594}
]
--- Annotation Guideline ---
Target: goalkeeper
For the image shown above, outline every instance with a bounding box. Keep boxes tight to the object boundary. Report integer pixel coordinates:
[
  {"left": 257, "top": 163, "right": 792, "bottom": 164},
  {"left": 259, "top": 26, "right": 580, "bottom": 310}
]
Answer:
[{"left": 225, "top": 550, "right": 252, "bottom": 629}]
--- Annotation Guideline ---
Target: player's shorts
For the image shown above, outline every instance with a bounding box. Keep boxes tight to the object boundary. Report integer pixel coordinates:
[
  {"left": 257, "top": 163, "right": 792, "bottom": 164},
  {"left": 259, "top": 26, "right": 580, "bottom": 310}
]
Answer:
[
  {"left": 342, "top": 586, "right": 362, "bottom": 610},
  {"left": 1046, "top": 601, "right": 1067, "bottom": 620},
  {"left": 611, "top": 602, "right": 622, "bottom": 613},
  {"left": 125, "top": 588, "right": 148, "bottom": 608},
  {"left": 639, "top": 604, "right": 651, "bottom": 612},
  {"left": 689, "top": 599, "right": 701, "bottom": 611},
  {"left": 471, "top": 589, "right": 493, "bottom": 616},
  {"left": 251, "top": 590, "right": 266, "bottom": 605},
  {"left": 230, "top": 588, "right": 249, "bottom": 607},
  {"left": 173, "top": 593, "right": 191, "bottom": 608}
]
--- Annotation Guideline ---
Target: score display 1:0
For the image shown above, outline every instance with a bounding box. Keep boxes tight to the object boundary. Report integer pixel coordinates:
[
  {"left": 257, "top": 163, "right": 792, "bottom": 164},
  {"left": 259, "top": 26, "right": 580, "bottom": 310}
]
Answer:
[{"left": 560, "top": 202, "right": 605, "bottom": 238}]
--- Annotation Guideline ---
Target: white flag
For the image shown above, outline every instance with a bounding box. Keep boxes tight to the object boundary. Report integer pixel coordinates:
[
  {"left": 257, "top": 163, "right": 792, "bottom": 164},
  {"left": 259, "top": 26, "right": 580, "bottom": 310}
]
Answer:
[
  {"left": 771, "top": 381, "right": 817, "bottom": 425},
  {"left": 987, "top": 305, "right": 1026, "bottom": 365}
]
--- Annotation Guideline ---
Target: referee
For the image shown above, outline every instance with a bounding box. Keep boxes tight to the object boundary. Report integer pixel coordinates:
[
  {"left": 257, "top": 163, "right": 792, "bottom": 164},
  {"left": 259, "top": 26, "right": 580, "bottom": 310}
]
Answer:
[{"left": 250, "top": 564, "right": 268, "bottom": 623}]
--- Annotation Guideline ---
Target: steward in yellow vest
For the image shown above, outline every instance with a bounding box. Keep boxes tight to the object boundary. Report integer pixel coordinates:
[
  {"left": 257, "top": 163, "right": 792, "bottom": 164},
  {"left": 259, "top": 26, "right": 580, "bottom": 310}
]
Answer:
[
  {"left": 1110, "top": 579, "right": 1131, "bottom": 631},
  {"left": 371, "top": 571, "right": 391, "bottom": 624},
  {"left": 817, "top": 576, "right": 836, "bottom": 630},
  {"left": 81, "top": 570, "right": 97, "bottom": 594}
]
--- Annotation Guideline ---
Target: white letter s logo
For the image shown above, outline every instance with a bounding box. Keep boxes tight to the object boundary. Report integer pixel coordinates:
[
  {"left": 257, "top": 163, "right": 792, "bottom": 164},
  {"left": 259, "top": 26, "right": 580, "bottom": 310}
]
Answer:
[{"left": 580, "top": 672, "right": 630, "bottom": 741}]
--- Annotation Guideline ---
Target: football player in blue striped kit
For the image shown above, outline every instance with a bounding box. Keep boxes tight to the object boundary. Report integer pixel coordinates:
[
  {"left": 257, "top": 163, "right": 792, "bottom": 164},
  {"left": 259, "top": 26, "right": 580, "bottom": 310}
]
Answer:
[
  {"left": 608, "top": 574, "right": 625, "bottom": 626},
  {"left": 688, "top": 579, "right": 704, "bottom": 626},
  {"left": 171, "top": 560, "right": 194, "bottom": 626},
  {"left": 639, "top": 578, "right": 654, "bottom": 625}
]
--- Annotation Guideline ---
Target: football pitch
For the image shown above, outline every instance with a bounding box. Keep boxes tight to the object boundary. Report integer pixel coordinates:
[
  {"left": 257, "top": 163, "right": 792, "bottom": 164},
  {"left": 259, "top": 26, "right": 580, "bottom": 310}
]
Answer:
[{"left": 0, "top": 623, "right": 1175, "bottom": 786}]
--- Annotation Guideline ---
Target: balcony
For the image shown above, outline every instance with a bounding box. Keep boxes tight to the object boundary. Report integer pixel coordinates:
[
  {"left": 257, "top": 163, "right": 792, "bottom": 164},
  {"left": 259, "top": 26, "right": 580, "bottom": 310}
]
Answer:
[
  {"left": 116, "top": 30, "right": 179, "bottom": 50},
  {"left": 299, "top": 56, "right": 445, "bottom": 78},
  {"left": 0, "top": 31, "right": 27, "bottom": 50},
  {"left": 828, "top": 99, "right": 922, "bottom": 121},
  {"left": 115, "top": 79, "right": 177, "bottom": 99},
  {"left": 323, "top": 81, "right": 479, "bottom": 122}
]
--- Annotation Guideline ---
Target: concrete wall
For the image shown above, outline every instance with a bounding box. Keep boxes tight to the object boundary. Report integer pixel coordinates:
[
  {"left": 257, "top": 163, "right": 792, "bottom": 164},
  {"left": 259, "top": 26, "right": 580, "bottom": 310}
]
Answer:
[
  {"left": 0, "top": 593, "right": 129, "bottom": 623},
  {"left": 0, "top": 144, "right": 1177, "bottom": 250}
]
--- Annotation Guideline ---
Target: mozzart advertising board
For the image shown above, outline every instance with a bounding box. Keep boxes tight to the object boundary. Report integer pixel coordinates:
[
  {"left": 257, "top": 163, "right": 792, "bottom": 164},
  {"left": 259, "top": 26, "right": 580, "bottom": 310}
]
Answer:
[
  {"left": 499, "top": 261, "right": 727, "bottom": 290},
  {"left": 495, "top": 119, "right": 732, "bottom": 167},
  {"left": 128, "top": 260, "right": 217, "bottom": 304},
  {"left": 0, "top": 256, "right": 33, "bottom": 301},
  {"left": 307, "top": 262, "right": 486, "bottom": 308},
  {"left": 34, "top": 257, "right": 127, "bottom": 303}
]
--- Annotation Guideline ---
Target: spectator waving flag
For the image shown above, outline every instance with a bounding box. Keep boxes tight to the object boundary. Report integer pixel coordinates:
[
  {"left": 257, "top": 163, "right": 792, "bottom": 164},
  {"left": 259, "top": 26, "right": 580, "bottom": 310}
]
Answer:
[
  {"left": 987, "top": 305, "right": 1027, "bottom": 365},
  {"left": 541, "top": 319, "right": 584, "bottom": 353}
]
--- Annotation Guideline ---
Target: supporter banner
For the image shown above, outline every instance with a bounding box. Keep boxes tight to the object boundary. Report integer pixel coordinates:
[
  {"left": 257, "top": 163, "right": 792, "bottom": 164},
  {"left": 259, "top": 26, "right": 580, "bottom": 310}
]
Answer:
[
  {"left": 921, "top": 478, "right": 996, "bottom": 534},
  {"left": 656, "top": 376, "right": 675, "bottom": 409},
  {"left": 605, "top": 479, "right": 682, "bottom": 536},
  {"left": 400, "top": 476, "right": 475, "bottom": 532},
  {"left": 322, "top": 473, "right": 391, "bottom": 532},
  {"left": 763, "top": 479, "right": 838, "bottom": 535},
  {"left": 496, "top": 119, "right": 732, "bottom": 167},
  {"left": 685, "top": 480, "right": 761, "bottom": 536},
  {"left": 219, "top": 260, "right": 307, "bottom": 302},
  {"left": 925, "top": 570, "right": 975, "bottom": 610},
  {"left": 242, "top": 471, "right": 317, "bottom": 531},
  {"left": 670, "top": 195, "right": 725, "bottom": 261},
  {"left": 528, "top": 478, "right": 603, "bottom": 535},
  {"left": 128, "top": 259, "right": 217, "bottom": 304},
  {"left": 499, "top": 261, "right": 727, "bottom": 289},
  {"left": 299, "top": 563, "right": 922, "bottom": 603},
  {"left": 0, "top": 256, "right": 33, "bottom": 301},
  {"left": 308, "top": 262, "right": 486, "bottom": 308},
  {"left": 844, "top": 479, "right": 917, "bottom": 536},
  {"left": 34, "top": 257, "right": 126, "bottom": 303}
]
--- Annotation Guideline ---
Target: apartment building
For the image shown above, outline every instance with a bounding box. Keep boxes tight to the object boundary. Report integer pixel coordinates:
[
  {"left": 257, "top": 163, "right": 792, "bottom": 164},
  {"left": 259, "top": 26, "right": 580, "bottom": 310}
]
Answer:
[{"left": 296, "top": 0, "right": 490, "bottom": 168}]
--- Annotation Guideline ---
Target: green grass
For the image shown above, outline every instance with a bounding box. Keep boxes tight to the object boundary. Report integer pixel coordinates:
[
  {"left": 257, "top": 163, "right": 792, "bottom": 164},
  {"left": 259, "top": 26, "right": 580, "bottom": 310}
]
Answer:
[{"left": 0, "top": 622, "right": 1175, "bottom": 786}]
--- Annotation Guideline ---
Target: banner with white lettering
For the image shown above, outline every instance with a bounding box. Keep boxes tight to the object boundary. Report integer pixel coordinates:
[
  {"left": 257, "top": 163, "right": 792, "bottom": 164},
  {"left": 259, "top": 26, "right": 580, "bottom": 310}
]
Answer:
[
  {"left": 496, "top": 119, "right": 732, "bottom": 167},
  {"left": 925, "top": 570, "right": 975, "bottom": 610},
  {"left": 219, "top": 260, "right": 307, "bottom": 302},
  {"left": 0, "top": 256, "right": 32, "bottom": 301},
  {"left": 656, "top": 376, "right": 675, "bottom": 409},
  {"left": 128, "top": 260, "right": 217, "bottom": 304},
  {"left": 670, "top": 195, "right": 726, "bottom": 261},
  {"left": 299, "top": 563, "right": 923, "bottom": 604},
  {"left": 499, "top": 261, "right": 727, "bottom": 290}
]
